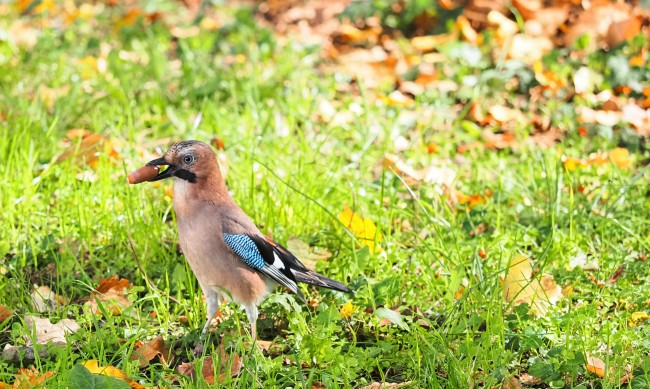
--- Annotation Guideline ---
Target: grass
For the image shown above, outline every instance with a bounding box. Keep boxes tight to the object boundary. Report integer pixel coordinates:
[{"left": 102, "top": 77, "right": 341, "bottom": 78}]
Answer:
[{"left": 1, "top": 1, "right": 650, "bottom": 388}]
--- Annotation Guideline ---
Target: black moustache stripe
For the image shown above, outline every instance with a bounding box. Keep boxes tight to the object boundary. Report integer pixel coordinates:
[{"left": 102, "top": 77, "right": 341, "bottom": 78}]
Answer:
[{"left": 174, "top": 169, "right": 197, "bottom": 183}]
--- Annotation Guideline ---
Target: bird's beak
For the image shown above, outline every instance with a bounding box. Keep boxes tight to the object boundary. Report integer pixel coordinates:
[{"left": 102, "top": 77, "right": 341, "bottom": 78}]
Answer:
[{"left": 146, "top": 157, "right": 176, "bottom": 181}]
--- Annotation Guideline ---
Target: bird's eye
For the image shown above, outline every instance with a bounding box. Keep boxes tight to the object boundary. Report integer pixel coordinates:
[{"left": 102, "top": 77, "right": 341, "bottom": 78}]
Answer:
[{"left": 183, "top": 154, "right": 195, "bottom": 164}]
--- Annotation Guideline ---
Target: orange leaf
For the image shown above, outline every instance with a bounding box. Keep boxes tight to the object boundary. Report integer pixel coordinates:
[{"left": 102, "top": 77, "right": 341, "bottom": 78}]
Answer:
[
  {"left": 586, "top": 353, "right": 606, "bottom": 378},
  {"left": 456, "top": 15, "right": 481, "bottom": 45},
  {"left": 0, "top": 306, "right": 12, "bottom": 322},
  {"left": 609, "top": 147, "right": 631, "bottom": 169},
  {"left": 85, "top": 275, "right": 133, "bottom": 315},
  {"left": 12, "top": 367, "right": 54, "bottom": 388}
]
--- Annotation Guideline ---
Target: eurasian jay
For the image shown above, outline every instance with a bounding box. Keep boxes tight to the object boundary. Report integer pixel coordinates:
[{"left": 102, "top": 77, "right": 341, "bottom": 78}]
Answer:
[{"left": 143, "top": 140, "right": 353, "bottom": 341}]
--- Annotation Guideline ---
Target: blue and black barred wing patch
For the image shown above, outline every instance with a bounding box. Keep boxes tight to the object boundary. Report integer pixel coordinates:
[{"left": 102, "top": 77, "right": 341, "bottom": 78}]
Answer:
[
  {"left": 223, "top": 234, "right": 265, "bottom": 269},
  {"left": 223, "top": 233, "right": 303, "bottom": 299}
]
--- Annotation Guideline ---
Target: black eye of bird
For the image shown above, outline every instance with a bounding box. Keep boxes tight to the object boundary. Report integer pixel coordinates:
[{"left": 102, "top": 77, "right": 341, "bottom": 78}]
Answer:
[{"left": 183, "top": 154, "right": 195, "bottom": 164}]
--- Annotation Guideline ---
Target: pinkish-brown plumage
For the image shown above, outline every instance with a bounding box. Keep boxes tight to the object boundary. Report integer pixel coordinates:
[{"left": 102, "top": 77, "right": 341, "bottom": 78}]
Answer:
[{"left": 139, "top": 140, "right": 352, "bottom": 342}]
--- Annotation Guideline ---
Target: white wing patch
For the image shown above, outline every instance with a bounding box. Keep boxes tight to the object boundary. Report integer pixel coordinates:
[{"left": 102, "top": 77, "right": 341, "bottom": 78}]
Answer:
[{"left": 272, "top": 252, "right": 285, "bottom": 270}]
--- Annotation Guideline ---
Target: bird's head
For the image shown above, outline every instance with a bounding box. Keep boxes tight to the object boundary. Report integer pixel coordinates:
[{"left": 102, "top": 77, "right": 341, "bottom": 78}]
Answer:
[{"left": 146, "top": 140, "right": 218, "bottom": 184}]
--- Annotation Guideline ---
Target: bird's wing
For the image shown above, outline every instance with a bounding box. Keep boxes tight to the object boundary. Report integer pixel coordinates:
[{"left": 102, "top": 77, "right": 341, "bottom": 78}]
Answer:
[
  {"left": 258, "top": 236, "right": 353, "bottom": 294},
  {"left": 223, "top": 233, "right": 305, "bottom": 300}
]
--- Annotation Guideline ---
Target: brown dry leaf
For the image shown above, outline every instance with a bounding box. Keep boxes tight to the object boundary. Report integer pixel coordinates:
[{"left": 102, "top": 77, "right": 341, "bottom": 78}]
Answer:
[
  {"left": 383, "top": 154, "right": 457, "bottom": 188},
  {"left": 286, "top": 237, "right": 332, "bottom": 271},
  {"left": 30, "top": 285, "right": 68, "bottom": 313},
  {"left": 360, "top": 382, "right": 413, "bottom": 389},
  {"left": 519, "top": 373, "right": 541, "bottom": 385},
  {"left": 501, "top": 377, "right": 521, "bottom": 389},
  {"left": 55, "top": 132, "right": 119, "bottom": 168},
  {"left": 563, "top": 3, "right": 632, "bottom": 49},
  {"left": 176, "top": 344, "right": 242, "bottom": 384},
  {"left": 503, "top": 256, "right": 562, "bottom": 315},
  {"left": 608, "top": 264, "right": 625, "bottom": 284},
  {"left": 130, "top": 335, "right": 172, "bottom": 368},
  {"left": 606, "top": 15, "right": 641, "bottom": 48},
  {"left": 333, "top": 23, "right": 381, "bottom": 46},
  {"left": 24, "top": 315, "right": 80, "bottom": 346},
  {"left": 0, "top": 306, "right": 13, "bottom": 323},
  {"left": 483, "top": 130, "right": 517, "bottom": 150},
  {"left": 85, "top": 275, "right": 133, "bottom": 315}
]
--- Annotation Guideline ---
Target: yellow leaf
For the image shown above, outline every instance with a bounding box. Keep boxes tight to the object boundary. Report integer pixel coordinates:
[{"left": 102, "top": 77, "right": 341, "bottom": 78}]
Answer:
[
  {"left": 83, "top": 360, "right": 126, "bottom": 378},
  {"left": 609, "top": 147, "right": 631, "bottom": 169},
  {"left": 338, "top": 206, "right": 382, "bottom": 253},
  {"left": 503, "top": 256, "right": 562, "bottom": 315},
  {"left": 563, "top": 156, "right": 586, "bottom": 171},
  {"left": 629, "top": 311, "right": 650, "bottom": 327}
]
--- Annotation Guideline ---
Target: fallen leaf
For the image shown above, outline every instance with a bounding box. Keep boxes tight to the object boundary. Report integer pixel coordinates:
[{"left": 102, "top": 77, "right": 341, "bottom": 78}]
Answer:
[
  {"left": 338, "top": 206, "right": 382, "bottom": 253},
  {"left": 84, "top": 275, "right": 133, "bottom": 315},
  {"left": 30, "top": 285, "right": 68, "bottom": 313},
  {"left": 483, "top": 130, "right": 517, "bottom": 150},
  {"left": 55, "top": 132, "right": 119, "bottom": 168},
  {"left": 501, "top": 376, "right": 521, "bottom": 389},
  {"left": 609, "top": 147, "right": 631, "bottom": 169},
  {"left": 629, "top": 311, "right": 650, "bottom": 327},
  {"left": 411, "top": 34, "right": 456, "bottom": 52},
  {"left": 606, "top": 16, "right": 641, "bottom": 48},
  {"left": 83, "top": 360, "right": 145, "bottom": 389},
  {"left": 360, "top": 381, "right": 413, "bottom": 388},
  {"left": 586, "top": 353, "right": 606, "bottom": 378},
  {"left": 24, "top": 315, "right": 80, "bottom": 346},
  {"left": 286, "top": 237, "right": 332, "bottom": 270},
  {"left": 456, "top": 15, "right": 481, "bottom": 45},
  {"left": 608, "top": 264, "right": 624, "bottom": 284},
  {"left": 176, "top": 344, "right": 242, "bottom": 384},
  {"left": 503, "top": 256, "right": 562, "bottom": 315},
  {"left": 10, "top": 367, "right": 54, "bottom": 388},
  {"left": 130, "top": 335, "right": 172, "bottom": 368},
  {"left": 383, "top": 154, "right": 456, "bottom": 187},
  {"left": 0, "top": 306, "right": 13, "bottom": 323}
]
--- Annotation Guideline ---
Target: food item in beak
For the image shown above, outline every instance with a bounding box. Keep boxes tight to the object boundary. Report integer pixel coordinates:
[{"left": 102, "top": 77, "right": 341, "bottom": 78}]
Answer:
[{"left": 127, "top": 165, "right": 160, "bottom": 184}]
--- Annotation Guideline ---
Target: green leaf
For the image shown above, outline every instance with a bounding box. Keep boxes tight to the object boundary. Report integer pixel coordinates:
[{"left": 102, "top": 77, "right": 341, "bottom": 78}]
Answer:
[
  {"left": 374, "top": 307, "right": 409, "bottom": 331},
  {"left": 68, "top": 364, "right": 130, "bottom": 389}
]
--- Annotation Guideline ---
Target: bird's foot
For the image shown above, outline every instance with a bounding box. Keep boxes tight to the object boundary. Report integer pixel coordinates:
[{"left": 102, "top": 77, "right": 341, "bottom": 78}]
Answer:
[{"left": 192, "top": 341, "right": 205, "bottom": 357}]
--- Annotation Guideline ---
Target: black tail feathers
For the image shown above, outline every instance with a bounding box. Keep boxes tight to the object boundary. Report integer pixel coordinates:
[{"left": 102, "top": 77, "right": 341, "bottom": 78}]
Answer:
[{"left": 292, "top": 269, "right": 353, "bottom": 294}]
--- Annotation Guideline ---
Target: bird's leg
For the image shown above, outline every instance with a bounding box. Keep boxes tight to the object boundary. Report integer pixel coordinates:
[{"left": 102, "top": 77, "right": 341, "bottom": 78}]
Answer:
[
  {"left": 194, "top": 290, "right": 221, "bottom": 357},
  {"left": 244, "top": 304, "right": 258, "bottom": 342}
]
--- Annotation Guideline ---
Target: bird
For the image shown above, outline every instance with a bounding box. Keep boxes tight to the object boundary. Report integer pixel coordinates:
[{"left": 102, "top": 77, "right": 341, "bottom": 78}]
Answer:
[{"left": 142, "top": 140, "right": 353, "bottom": 341}]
